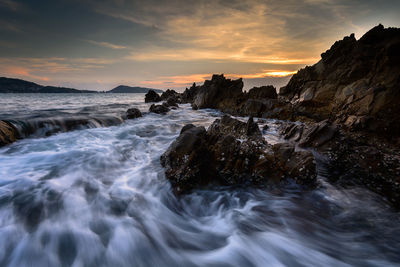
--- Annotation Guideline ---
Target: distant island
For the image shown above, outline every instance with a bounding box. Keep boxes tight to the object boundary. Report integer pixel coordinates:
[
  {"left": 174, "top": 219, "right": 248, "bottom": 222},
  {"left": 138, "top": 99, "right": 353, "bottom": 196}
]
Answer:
[
  {"left": 108, "top": 85, "right": 163, "bottom": 94},
  {"left": 0, "top": 77, "right": 163, "bottom": 94}
]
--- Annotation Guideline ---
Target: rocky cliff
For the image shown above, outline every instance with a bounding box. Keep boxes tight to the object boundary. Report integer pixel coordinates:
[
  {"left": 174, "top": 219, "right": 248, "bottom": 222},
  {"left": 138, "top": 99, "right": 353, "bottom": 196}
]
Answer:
[{"left": 279, "top": 24, "right": 400, "bottom": 136}]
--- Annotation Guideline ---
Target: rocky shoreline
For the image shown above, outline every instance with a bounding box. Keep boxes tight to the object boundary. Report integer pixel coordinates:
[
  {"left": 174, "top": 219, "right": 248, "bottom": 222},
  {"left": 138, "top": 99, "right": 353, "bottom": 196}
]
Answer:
[
  {"left": 1, "top": 25, "right": 399, "bottom": 208},
  {"left": 148, "top": 25, "right": 400, "bottom": 208}
]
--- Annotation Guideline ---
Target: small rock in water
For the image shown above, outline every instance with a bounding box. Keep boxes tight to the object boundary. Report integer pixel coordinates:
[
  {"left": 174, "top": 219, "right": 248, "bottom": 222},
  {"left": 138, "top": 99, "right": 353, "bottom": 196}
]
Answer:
[
  {"left": 149, "top": 104, "right": 170, "bottom": 114},
  {"left": 126, "top": 108, "right": 142, "bottom": 119}
]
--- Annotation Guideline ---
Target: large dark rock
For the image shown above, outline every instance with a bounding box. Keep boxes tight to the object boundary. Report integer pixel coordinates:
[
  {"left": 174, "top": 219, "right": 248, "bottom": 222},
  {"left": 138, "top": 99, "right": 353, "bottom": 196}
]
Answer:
[
  {"left": 279, "top": 24, "right": 400, "bottom": 136},
  {"left": 126, "top": 108, "right": 142, "bottom": 119},
  {"left": 161, "top": 116, "right": 316, "bottom": 194},
  {"left": 247, "top": 86, "right": 277, "bottom": 99},
  {"left": 161, "top": 89, "right": 180, "bottom": 101},
  {"left": 181, "top": 83, "right": 200, "bottom": 103},
  {"left": 193, "top": 74, "right": 243, "bottom": 109},
  {"left": 149, "top": 104, "right": 170, "bottom": 114},
  {"left": 0, "top": 120, "right": 18, "bottom": 146},
  {"left": 145, "top": 90, "right": 162, "bottom": 103}
]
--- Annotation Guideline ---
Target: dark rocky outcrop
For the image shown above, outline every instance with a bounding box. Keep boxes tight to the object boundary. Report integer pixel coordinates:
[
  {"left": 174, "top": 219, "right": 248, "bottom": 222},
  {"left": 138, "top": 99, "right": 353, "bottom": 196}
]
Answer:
[
  {"left": 192, "top": 74, "right": 243, "bottom": 109},
  {"left": 278, "top": 119, "right": 400, "bottom": 208},
  {"left": 279, "top": 24, "right": 400, "bottom": 136},
  {"left": 247, "top": 86, "right": 278, "bottom": 100},
  {"left": 157, "top": 25, "right": 400, "bottom": 208},
  {"left": 149, "top": 104, "right": 170, "bottom": 114},
  {"left": 161, "top": 116, "right": 316, "bottom": 194},
  {"left": 161, "top": 89, "right": 180, "bottom": 101},
  {"left": 145, "top": 90, "right": 162, "bottom": 103},
  {"left": 181, "top": 83, "right": 200, "bottom": 103},
  {"left": 126, "top": 108, "right": 142, "bottom": 119},
  {"left": 0, "top": 120, "right": 18, "bottom": 146}
]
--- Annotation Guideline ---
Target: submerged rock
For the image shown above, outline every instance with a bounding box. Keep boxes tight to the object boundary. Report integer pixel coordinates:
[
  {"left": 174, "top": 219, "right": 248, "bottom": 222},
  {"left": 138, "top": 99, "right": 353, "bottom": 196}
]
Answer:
[
  {"left": 0, "top": 120, "right": 18, "bottom": 146},
  {"left": 161, "top": 116, "right": 316, "bottom": 194},
  {"left": 149, "top": 104, "right": 170, "bottom": 114},
  {"left": 126, "top": 108, "right": 142, "bottom": 119},
  {"left": 145, "top": 90, "right": 162, "bottom": 103}
]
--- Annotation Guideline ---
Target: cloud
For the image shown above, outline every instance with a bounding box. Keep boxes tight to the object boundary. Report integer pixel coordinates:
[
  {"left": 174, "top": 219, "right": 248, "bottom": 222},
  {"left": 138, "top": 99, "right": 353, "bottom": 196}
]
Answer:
[
  {"left": 87, "top": 40, "right": 127, "bottom": 49},
  {"left": 5, "top": 66, "right": 49, "bottom": 81},
  {"left": 93, "top": 0, "right": 375, "bottom": 65},
  {"left": 0, "top": 0, "right": 23, "bottom": 11}
]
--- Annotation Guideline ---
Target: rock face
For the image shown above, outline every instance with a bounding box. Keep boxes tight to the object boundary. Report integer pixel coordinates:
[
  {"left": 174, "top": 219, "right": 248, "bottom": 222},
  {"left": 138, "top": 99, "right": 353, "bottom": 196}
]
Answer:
[
  {"left": 247, "top": 86, "right": 277, "bottom": 100},
  {"left": 126, "top": 108, "right": 142, "bottom": 119},
  {"left": 278, "top": 119, "right": 400, "bottom": 208},
  {"left": 161, "top": 89, "right": 180, "bottom": 102},
  {"left": 149, "top": 104, "right": 170, "bottom": 114},
  {"left": 193, "top": 74, "right": 243, "bottom": 109},
  {"left": 161, "top": 116, "right": 316, "bottom": 194},
  {"left": 145, "top": 90, "right": 162, "bottom": 103},
  {"left": 279, "top": 25, "right": 400, "bottom": 136},
  {"left": 181, "top": 83, "right": 200, "bottom": 104},
  {"left": 0, "top": 120, "right": 18, "bottom": 146}
]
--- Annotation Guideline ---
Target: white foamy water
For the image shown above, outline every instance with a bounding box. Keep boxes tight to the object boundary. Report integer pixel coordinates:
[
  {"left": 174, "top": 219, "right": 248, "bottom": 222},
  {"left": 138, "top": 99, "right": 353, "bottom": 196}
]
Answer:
[{"left": 0, "top": 94, "right": 399, "bottom": 266}]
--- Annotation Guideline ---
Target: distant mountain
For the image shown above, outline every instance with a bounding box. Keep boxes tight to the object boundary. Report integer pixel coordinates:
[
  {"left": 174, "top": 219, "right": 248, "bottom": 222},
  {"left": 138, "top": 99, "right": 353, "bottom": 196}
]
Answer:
[
  {"left": 108, "top": 85, "right": 163, "bottom": 94},
  {"left": 0, "top": 77, "right": 95, "bottom": 93}
]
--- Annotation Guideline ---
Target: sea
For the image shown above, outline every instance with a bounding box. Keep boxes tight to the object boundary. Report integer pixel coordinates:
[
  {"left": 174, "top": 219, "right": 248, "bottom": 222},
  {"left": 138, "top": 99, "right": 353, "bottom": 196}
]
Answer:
[{"left": 0, "top": 93, "right": 399, "bottom": 266}]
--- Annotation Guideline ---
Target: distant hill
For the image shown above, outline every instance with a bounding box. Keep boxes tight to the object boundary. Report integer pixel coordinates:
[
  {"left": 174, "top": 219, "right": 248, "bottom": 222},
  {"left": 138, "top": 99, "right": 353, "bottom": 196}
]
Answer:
[
  {"left": 0, "top": 77, "right": 163, "bottom": 94},
  {"left": 108, "top": 85, "right": 163, "bottom": 94},
  {"left": 0, "top": 77, "right": 95, "bottom": 93}
]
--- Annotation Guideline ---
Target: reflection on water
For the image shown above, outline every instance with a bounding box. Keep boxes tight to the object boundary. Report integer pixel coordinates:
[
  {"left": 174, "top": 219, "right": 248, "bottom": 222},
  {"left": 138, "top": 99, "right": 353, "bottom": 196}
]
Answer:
[{"left": 0, "top": 94, "right": 399, "bottom": 266}]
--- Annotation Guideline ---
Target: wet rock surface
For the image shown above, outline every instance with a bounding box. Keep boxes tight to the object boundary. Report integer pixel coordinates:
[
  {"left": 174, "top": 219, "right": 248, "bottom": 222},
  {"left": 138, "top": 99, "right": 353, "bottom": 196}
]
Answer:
[
  {"left": 126, "top": 108, "right": 142, "bottom": 119},
  {"left": 149, "top": 103, "right": 170, "bottom": 114},
  {"left": 279, "top": 24, "right": 400, "bottom": 136},
  {"left": 161, "top": 116, "right": 316, "bottom": 194},
  {"left": 0, "top": 120, "right": 18, "bottom": 146},
  {"left": 145, "top": 90, "right": 162, "bottom": 103},
  {"left": 158, "top": 25, "right": 400, "bottom": 208}
]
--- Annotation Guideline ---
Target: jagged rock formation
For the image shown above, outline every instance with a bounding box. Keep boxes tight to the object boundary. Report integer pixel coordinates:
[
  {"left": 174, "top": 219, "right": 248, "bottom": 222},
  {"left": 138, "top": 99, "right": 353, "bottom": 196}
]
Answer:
[
  {"left": 145, "top": 90, "right": 162, "bottom": 103},
  {"left": 192, "top": 74, "right": 244, "bottom": 109},
  {"left": 279, "top": 24, "right": 400, "bottom": 136},
  {"left": 161, "top": 116, "right": 316, "bottom": 194}
]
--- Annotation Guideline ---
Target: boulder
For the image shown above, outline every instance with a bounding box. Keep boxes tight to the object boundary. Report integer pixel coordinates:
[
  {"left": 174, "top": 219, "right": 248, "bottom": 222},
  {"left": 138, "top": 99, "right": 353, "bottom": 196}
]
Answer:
[
  {"left": 193, "top": 74, "right": 243, "bottom": 109},
  {"left": 145, "top": 90, "right": 162, "bottom": 103},
  {"left": 161, "top": 116, "right": 316, "bottom": 194},
  {"left": 247, "top": 86, "right": 278, "bottom": 99},
  {"left": 0, "top": 120, "right": 18, "bottom": 146},
  {"left": 161, "top": 89, "right": 180, "bottom": 101},
  {"left": 149, "top": 104, "right": 170, "bottom": 114},
  {"left": 164, "top": 96, "right": 179, "bottom": 107},
  {"left": 126, "top": 108, "right": 142, "bottom": 119},
  {"left": 181, "top": 83, "right": 200, "bottom": 103},
  {"left": 279, "top": 120, "right": 338, "bottom": 148}
]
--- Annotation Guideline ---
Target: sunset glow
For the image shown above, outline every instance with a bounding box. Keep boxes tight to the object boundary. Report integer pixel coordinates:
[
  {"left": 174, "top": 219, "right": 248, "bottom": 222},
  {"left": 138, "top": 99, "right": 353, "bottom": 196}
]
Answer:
[{"left": 1, "top": 0, "right": 399, "bottom": 90}]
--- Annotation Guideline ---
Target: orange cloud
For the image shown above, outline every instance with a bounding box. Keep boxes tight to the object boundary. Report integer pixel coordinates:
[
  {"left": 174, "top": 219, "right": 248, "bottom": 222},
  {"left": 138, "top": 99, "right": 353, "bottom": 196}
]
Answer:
[
  {"left": 6, "top": 66, "right": 49, "bottom": 81},
  {"left": 139, "top": 70, "right": 296, "bottom": 89}
]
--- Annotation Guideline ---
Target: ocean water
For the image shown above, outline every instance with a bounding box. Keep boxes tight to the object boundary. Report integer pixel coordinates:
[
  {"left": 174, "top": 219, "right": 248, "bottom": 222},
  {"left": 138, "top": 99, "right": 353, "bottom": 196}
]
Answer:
[{"left": 0, "top": 93, "right": 399, "bottom": 267}]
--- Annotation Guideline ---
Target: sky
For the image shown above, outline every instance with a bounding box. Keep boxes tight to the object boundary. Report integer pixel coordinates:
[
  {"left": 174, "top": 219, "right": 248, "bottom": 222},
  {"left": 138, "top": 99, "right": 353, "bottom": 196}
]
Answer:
[{"left": 0, "top": 0, "right": 399, "bottom": 92}]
